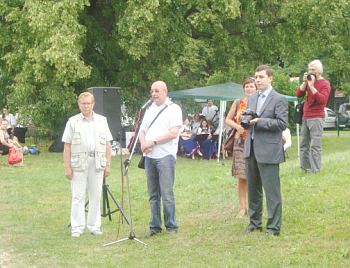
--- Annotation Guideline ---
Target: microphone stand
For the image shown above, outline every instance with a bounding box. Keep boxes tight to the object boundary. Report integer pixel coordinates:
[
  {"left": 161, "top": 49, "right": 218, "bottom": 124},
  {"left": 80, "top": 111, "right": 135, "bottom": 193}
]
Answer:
[{"left": 104, "top": 105, "right": 148, "bottom": 247}]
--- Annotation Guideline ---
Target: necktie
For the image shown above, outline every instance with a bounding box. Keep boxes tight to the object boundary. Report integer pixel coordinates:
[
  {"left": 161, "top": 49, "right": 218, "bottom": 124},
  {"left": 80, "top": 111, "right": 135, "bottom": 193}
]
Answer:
[
  {"left": 252, "top": 93, "right": 263, "bottom": 140},
  {"left": 256, "top": 93, "right": 266, "bottom": 116}
]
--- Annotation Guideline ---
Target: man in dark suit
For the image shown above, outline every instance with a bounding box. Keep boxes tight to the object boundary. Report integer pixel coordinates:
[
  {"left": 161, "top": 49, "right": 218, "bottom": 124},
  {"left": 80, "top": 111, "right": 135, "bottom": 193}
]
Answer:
[{"left": 243, "top": 65, "right": 288, "bottom": 236}]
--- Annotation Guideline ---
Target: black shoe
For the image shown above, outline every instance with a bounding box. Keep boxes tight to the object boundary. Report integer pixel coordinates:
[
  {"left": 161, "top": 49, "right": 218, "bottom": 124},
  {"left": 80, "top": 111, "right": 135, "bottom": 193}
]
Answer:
[
  {"left": 245, "top": 225, "right": 262, "bottom": 234},
  {"left": 144, "top": 230, "right": 161, "bottom": 238},
  {"left": 266, "top": 230, "right": 280, "bottom": 236},
  {"left": 166, "top": 228, "right": 178, "bottom": 235}
]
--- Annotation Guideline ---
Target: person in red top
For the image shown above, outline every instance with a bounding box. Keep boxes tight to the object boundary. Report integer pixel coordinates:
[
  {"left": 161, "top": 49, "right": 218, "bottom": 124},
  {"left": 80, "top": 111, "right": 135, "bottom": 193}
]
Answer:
[{"left": 295, "top": 59, "right": 331, "bottom": 173}]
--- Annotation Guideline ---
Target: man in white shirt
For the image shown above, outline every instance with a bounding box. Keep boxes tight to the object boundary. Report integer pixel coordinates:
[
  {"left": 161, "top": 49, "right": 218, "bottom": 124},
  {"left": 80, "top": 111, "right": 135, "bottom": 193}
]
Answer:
[
  {"left": 139, "top": 81, "right": 182, "bottom": 238},
  {"left": 201, "top": 99, "right": 218, "bottom": 124},
  {"left": 62, "top": 92, "right": 113, "bottom": 238}
]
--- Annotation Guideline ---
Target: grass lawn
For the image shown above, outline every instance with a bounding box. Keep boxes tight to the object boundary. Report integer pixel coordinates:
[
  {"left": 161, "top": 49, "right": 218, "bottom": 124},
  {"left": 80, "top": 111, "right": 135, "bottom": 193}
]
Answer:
[{"left": 1, "top": 132, "right": 350, "bottom": 267}]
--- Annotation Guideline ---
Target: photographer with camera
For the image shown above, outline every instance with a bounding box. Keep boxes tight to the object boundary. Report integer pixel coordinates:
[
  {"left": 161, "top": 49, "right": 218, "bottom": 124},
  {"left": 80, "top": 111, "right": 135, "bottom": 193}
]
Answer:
[
  {"left": 296, "top": 60, "right": 331, "bottom": 173},
  {"left": 243, "top": 65, "right": 288, "bottom": 236}
]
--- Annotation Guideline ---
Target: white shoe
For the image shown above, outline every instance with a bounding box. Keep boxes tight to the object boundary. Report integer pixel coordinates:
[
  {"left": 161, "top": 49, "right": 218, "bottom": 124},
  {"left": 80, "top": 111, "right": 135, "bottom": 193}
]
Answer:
[
  {"left": 90, "top": 230, "right": 103, "bottom": 236},
  {"left": 71, "top": 232, "right": 81, "bottom": 238}
]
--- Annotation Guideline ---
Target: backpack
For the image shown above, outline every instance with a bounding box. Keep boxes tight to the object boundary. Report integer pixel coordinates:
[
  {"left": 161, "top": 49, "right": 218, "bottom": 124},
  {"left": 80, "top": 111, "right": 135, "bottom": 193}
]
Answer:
[
  {"left": 8, "top": 147, "right": 23, "bottom": 165},
  {"left": 28, "top": 145, "right": 40, "bottom": 154}
]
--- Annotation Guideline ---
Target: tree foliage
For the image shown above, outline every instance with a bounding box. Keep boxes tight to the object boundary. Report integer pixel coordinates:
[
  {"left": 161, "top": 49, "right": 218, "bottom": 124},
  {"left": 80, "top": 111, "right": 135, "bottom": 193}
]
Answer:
[{"left": 1, "top": 0, "right": 350, "bottom": 135}]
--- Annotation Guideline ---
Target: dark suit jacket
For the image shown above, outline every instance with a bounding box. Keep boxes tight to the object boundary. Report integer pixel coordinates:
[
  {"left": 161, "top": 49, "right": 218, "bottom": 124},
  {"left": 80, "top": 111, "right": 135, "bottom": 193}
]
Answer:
[{"left": 243, "top": 89, "right": 288, "bottom": 164}]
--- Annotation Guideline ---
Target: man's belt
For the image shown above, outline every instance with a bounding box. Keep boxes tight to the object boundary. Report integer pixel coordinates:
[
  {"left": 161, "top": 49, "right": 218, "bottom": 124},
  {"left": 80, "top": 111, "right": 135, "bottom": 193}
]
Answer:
[{"left": 88, "top": 152, "right": 95, "bottom": 157}]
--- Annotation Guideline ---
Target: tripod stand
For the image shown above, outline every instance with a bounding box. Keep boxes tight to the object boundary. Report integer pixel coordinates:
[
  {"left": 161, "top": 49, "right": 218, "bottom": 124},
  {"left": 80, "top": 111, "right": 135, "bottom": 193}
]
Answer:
[
  {"left": 100, "top": 177, "right": 129, "bottom": 224},
  {"left": 104, "top": 106, "right": 148, "bottom": 247},
  {"left": 103, "top": 159, "right": 147, "bottom": 246}
]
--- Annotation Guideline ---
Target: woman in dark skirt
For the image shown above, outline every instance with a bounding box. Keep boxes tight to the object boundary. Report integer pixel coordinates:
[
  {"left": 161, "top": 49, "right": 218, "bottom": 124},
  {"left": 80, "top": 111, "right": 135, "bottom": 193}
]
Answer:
[
  {"left": 179, "top": 118, "right": 200, "bottom": 159},
  {"left": 197, "top": 119, "right": 217, "bottom": 160}
]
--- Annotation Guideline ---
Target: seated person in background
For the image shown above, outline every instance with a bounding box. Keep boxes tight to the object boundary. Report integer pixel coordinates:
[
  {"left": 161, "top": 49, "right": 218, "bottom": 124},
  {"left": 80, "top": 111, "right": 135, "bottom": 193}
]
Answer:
[
  {"left": 197, "top": 118, "right": 211, "bottom": 135},
  {"left": 179, "top": 117, "right": 200, "bottom": 159},
  {"left": 190, "top": 112, "right": 201, "bottom": 138},
  {"left": 197, "top": 119, "right": 217, "bottom": 160},
  {"left": 0, "top": 119, "right": 14, "bottom": 155},
  {"left": 181, "top": 117, "right": 191, "bottom": 136}
]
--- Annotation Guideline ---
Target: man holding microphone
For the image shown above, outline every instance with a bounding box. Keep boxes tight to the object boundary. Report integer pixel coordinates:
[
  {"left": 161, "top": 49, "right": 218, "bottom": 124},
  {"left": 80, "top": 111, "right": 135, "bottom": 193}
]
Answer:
[{"left": 139, "top": 81, "right": 182, "bottom": 238}]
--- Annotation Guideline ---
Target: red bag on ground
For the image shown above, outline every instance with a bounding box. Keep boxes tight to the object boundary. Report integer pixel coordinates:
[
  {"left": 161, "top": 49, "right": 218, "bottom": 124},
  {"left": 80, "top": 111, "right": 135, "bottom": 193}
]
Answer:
[{"left": 7, "top": 147, "right": 23, "bottom": 165}]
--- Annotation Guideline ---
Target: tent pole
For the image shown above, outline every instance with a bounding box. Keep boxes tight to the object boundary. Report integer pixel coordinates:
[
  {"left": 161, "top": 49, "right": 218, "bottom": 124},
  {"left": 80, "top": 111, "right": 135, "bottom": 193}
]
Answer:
[{"left": 217, "top": 100, "right": 226, "bottom": 162}]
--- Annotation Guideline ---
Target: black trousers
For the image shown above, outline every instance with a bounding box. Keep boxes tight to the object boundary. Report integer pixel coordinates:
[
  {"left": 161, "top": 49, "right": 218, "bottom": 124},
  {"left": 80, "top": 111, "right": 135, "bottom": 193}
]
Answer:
[{"left": 0, "top": 144, "right": 10, "bottom": 155}]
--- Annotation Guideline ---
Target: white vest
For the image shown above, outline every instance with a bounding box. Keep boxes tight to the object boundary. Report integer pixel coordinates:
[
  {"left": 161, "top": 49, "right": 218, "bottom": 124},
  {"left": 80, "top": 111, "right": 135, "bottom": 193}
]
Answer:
[{"left": 69, "top": 114, "right": 108, "bottom": 171}]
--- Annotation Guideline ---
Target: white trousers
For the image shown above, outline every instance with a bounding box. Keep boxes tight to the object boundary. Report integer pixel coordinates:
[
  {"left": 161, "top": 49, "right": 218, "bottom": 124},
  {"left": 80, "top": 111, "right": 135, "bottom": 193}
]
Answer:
[{"left": 70, "top": 157, "right": 104, "bottom": 234}]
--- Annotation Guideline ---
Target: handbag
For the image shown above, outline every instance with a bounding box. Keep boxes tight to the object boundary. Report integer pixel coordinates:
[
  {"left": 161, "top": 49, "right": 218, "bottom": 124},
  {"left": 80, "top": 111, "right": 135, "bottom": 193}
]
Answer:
[
  {"left": 138, "top": 155, "right": 145, "bottom": 169},
  {"left": 224, "top": 100, "right": 240, "bottom": 153},
  {"left": 8, "top": 147, "right": 23, "bottom": 165},
  {"left": 138, "top": 105, "right": 169, "bottom": 169},
  {"left": 224, "top": 129, "right": 236, "bottom": 153}
]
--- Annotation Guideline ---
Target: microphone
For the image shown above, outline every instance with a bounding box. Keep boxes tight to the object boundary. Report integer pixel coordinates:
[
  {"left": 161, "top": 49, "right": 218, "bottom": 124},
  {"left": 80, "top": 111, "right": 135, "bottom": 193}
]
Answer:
[{"left": 141, "top": 98, "right": 153, "bottom": 110}]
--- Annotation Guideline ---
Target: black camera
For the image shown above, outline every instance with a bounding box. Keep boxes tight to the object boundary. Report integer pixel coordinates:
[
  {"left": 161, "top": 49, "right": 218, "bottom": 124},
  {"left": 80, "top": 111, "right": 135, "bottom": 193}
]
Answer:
[
  {"left": 240, "top": 109, "right": 258, "bottom": 129},
  {"left": 306, "top": 72, "right": 316, "bottom": 81}
]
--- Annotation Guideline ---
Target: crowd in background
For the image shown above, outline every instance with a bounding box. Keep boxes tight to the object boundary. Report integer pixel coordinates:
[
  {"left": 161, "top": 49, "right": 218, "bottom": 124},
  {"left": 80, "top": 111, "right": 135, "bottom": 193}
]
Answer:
[
  {"left": 0, "top": 108, "right": 29, "bottom": 167},
  {"left": 178, "top": 99, "right": 221, "bottom": 160},
  {"left": 0, "top": 108, "right": 18, "bottom": 155}
]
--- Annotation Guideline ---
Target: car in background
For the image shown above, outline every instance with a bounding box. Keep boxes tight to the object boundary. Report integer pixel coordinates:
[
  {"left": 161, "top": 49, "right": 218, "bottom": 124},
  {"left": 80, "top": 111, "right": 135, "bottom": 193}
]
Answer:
[
  {"left": 323, "top": 107, "right": 350, "bottom": 129},
  {"left": 337, "top": 103, "right": 350, "bottom": 128},
  {"left": 324, "top": 107, "right": 336, "bottom": 129}
]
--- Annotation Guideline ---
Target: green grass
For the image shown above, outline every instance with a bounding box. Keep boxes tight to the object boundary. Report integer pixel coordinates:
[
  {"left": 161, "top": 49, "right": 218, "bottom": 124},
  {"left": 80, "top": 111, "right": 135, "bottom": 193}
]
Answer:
[{"left": 1, "top": 133, "right": 350, "bottom": 267}]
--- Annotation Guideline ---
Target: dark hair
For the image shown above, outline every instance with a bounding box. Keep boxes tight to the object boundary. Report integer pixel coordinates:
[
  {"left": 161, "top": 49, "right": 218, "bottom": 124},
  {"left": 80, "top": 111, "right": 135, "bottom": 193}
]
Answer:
[
  {"left": 242, "top": 77, "right": 256, "bottom": 89},
  {"left": 256, "top": 65, "right": 273, "bottom": 77},
  {"left": 200, "top": 119, "right": 208, "bottom": 127}
]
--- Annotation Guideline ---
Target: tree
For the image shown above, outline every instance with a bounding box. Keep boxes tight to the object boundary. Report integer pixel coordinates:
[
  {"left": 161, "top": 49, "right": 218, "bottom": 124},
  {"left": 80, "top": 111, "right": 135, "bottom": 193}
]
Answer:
[
  {"left": 1, "top": 0, "right": 350, "bottom": 135},
  {"left": 0, "top": 0, "right": 90, "bottom": 134}
]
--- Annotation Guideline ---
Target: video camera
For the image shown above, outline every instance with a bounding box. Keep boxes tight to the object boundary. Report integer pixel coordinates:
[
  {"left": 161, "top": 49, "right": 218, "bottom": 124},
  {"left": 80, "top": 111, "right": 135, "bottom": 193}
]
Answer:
[{"left": 240, "top": 109, "right": 258, "bottom": 129}]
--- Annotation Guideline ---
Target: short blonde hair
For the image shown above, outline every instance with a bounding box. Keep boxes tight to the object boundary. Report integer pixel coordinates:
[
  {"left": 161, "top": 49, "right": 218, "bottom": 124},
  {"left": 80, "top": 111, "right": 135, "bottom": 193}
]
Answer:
[{"left": 78, "top": 92, "right": 95, "bottom": 103}]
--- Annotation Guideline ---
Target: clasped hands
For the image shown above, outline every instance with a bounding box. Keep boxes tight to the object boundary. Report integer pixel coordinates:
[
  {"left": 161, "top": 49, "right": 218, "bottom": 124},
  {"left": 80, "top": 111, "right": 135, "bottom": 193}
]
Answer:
[{"left": 141, "top": 140, "right": 155, "bottom": 154}]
